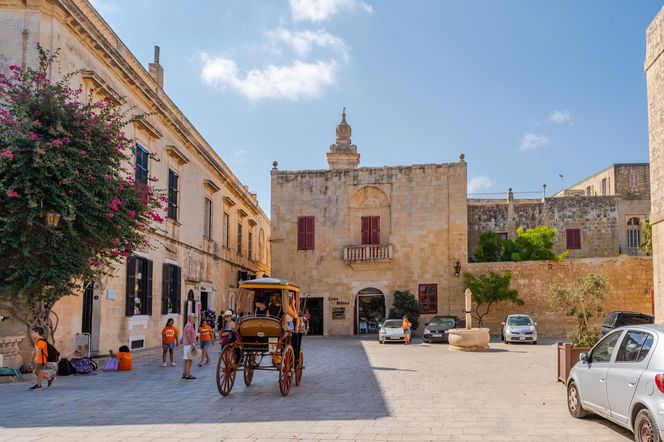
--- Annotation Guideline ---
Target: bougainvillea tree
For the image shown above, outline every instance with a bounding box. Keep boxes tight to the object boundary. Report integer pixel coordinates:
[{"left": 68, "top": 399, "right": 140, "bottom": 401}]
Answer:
[{"left": 0, "top": 48, "right": 164, "bottom": 340}]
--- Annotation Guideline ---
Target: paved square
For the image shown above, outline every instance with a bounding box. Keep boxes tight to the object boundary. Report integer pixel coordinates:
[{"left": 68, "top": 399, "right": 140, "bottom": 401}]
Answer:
[{"left": 0, "top": 337, "right": 632, "bottom": 441}]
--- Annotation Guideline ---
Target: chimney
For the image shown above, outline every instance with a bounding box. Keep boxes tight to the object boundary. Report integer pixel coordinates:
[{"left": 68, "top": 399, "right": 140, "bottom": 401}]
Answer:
[{"left": 148, "top": 45, "right": 164, "bottom": 88}]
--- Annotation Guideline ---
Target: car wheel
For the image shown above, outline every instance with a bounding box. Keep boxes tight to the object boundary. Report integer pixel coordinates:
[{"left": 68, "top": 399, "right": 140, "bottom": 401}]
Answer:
[
  {"left": 505, "top": 339, "right": 510, "bottom": 345},
  {"left": 533, "top": 341, "right": 537, "bottom": 345},
  {"left": 379, "top": 339, "right": 384, "bottom": 344},
  {"left": 501, "top": 333, "right": 504, "bottom": 341},
  {"left": 635, "top": 408, "right": 661, "bottom": 442},
  {"left": 567, "top": 381, "right": 588, "bottom": 419}
]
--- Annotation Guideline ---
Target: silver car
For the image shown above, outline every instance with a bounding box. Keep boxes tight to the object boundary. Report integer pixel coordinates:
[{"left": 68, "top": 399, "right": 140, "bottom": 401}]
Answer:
[
  {"left": 378, "top": 319, "right": 405, "bottom": 344},
  {"left": 567, "top": 324, "right": 664, "bottom": 441},
  {"left": 501, "top": 314, "right": 538, "bottom": 344}
]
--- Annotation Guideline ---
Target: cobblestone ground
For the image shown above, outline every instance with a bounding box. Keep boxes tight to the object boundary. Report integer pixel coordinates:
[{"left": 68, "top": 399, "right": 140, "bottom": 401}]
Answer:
[{"left": 0, "top": 337, "right": 632, "bottom": 441}]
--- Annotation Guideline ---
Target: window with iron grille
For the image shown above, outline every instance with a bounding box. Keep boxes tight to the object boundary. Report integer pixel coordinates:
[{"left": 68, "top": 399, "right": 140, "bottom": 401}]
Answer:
[
  {"left": 627, "top": 217, "right": 641, "bottom": 249},
  {"left": 167, "top": 169, "right": 178, "bottom": 221},
  {"left": 566, "top": 228, "right": 581, "bottom": 250},
  {"left": 135, "top": 145, "right": 149, "bottom": 185},
  {"left": 125, "top": 256, "right": 153, "bottom": 316},
  {"left": 161, "top": 264, "right": 181, "bottom": 314},
  {"left": 418, "top": 284, "right": 438, "bottom": 315}
]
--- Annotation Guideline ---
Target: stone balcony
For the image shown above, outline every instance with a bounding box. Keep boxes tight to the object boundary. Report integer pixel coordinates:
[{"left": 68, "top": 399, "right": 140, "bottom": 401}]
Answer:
[{"left": 343, "top": 244, "right": 393, "bottom": 262}]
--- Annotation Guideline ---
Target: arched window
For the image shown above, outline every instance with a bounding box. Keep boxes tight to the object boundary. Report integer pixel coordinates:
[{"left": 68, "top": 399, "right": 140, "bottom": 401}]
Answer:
[{"left": 627, "top": 217, "right": 641, "bottom": 250}]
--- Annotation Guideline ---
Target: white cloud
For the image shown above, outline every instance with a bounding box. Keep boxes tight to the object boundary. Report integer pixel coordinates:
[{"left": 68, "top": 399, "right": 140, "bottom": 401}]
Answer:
[
  {"left": 289, "top": 0, "right": 373, "bottom": 22},
  {"left": 468, "top": 176, "right": 493, "bottom": 194},
  {"left": 200, "top": 53, "right": 338, "bottom": 101},
  {"left": 90, "top": 0, "right": 119, "bottom": 15},
  {"left": 519, "top": 132, "right": 549, "bottom": 151},
  {"left": 547, "top": 110, "right": 572, "bottom": 125},
  {"left": 266, "top": 28, "right": 349, "bottom": 61}
]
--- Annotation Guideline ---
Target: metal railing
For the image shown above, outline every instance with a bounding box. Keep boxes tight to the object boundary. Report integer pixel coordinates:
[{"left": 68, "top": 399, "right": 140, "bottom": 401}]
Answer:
[{"left": 343, "top": 244, "right": 393, "bottom": 262}]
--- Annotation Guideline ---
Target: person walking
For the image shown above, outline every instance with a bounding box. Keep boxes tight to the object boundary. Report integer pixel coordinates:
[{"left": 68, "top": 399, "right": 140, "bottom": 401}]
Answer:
[
  {"left": 29, "top": 327, "right": 56, "bottom": 390},
  {"left": 197, "top": 319, "right": 213, "bottom": 367},
  {"left": 402, "top": 315, "right": 412, "bottom": 345},
  {"left": 182, "top": 314, "right": 197, "bottom": 379},
  {"left": 161, "top": 318, "right": 179, "bottom": 367}
]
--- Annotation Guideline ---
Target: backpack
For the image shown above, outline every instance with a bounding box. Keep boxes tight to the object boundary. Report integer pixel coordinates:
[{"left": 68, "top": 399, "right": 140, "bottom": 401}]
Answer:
[
  {"left": 103, "top": 357, "right": 119, "bottom": 372},
  {"left": 57, "top": 358, "right": 76, "bottom": 376},
  {"left": 72, "top": 357, "right": 97, "bottom": 375},
  {"left": 38, "top": 338, "right": 60, "bottom": 363}
]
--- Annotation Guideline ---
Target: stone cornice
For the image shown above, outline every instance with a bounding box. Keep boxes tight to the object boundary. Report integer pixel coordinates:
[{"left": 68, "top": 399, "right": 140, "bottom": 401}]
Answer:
[{"left": 23, "top": 0, "right": 266, "bottom": 221}]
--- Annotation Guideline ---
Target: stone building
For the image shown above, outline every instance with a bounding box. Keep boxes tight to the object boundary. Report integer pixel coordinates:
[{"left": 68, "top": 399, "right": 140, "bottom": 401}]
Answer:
[
  {"left": 271, "top": 111, "right": 468, "bottom": 336},
  {"left": 646, "top": 7, "right": 664, "bottom": 321},
  {"left": 468, "top": 163, "right": 651, "bottom": 261},
  {"left": 0, "top": 0, "right": 270, "bottom": 360}
]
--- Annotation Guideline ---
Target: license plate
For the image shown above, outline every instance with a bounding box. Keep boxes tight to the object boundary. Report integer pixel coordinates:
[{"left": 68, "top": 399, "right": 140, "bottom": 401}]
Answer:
[
  {"left": 519, "top": 336, "right": 526, "bottom": 341},
  {"left": 433, "top": 334, "right": 442, "bottom": 337}
]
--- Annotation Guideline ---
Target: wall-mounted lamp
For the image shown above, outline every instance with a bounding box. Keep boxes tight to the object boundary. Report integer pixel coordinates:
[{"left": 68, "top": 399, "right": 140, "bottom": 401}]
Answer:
[
  {"left": 454, "top": 260, "right": 461, "bottom": 277},
  {"left": 45, "top": 210, "right": 61, "bottom": 227}
]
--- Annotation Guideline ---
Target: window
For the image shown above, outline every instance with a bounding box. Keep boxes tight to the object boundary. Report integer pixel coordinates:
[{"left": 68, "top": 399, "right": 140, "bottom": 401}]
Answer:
[
  {"left": 418, "top": 284, "right": 438, "bottom": 314},
  {"left": 126, "top": 256, "right": 153, "bottom": 316},
  {"left": 297, "top": 216, "right": 315, "bottom": 250},
  {"left": 204, "top": 198, "right": 212, "bottom": 238},
  {"left": 630, "top": 172, "right": 639, "bottom": 191},
  {"left": 135, "top": 144, "right": 149, "bottom": 185},
  {"left": 167, "top": 170, "right": 179, "bottom": 221},
  {"left": 361, "top": 216, "right": 381, "bottom": 245},
  {"left": 566, "top": 229, "right": 581, "bottom": 250},
  {"left": 590, "top": 331, "right": 622, "bottom": 363},
  {"left": 161, "top": 264, "right": 181, "bottom": 314},
  {"left": 223, "top": 212, "right": 230, "bottom": 247},
  {"left": 616, "top": 332, "right": 654, "bottom": 363},
  {"left": 586, "top": 186, "right": 592, "bottom": 196},
  {"left": 601, "top": 178, "right": 607, "bottom": 196},
  {"left": 627, "top": 217, "right": 641, "bottom": 249},
  {"left": 497, "top": 232, "right": 508, "bottom": 241},
  {"left": 237, "top": 223, "right": 243, "bottom": 255},
  {"left": 248, "top": 231, "right": 253, "bottom": 260}
]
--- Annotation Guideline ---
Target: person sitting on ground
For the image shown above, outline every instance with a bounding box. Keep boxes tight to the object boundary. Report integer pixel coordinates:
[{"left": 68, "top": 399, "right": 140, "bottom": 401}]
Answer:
[
  {"left": 29, "top": 327, "right": 55, "bottom": 390},
  {"left": 161, "top": 318, "right": 179, "bottom": 367}
]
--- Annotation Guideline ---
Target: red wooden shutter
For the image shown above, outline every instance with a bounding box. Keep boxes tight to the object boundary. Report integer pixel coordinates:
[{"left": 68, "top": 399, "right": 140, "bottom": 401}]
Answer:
[
  {"left": 361, "top": 217, "right": 370, "bottom": 245},
  {"left": 306, "top": 216, "right": 315, "bottom": 250},
  {"left": 370, "top": 216, "right": 380, "bottom": 245},
  {"left": 297, "top": 217, "right": 306, "bottom": 250}
]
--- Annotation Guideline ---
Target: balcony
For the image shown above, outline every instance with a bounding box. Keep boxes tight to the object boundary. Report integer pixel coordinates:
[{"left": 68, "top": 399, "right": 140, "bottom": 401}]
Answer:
[{"left": 343, "top": 244, "right": 393, "bottom": 262}]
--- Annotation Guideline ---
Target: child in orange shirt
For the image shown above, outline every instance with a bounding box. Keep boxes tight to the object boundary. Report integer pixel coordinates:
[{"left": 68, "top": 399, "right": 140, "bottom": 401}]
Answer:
[
  {"left": 161, "top": 318, "right": 179, "bottom": 367},
  {"left": 198, "top": 319, "right": 213, "bottom": 366},
  {"left": 30, "top": 327, "right": 55, "bottom": 390},
  {"left": 402, "top": 316, "right": 412, "bottom": 345}
]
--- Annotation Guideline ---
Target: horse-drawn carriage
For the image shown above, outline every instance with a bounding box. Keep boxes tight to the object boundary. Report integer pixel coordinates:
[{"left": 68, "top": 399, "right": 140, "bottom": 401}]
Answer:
[{"left": 216, "top": 278, "right": 305, "bottom": 397}]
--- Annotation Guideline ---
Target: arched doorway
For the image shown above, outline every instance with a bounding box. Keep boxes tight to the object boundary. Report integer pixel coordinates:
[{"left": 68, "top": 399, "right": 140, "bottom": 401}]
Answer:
[{"left": 355, "top": 288, "right": 386, "bottom": 334}]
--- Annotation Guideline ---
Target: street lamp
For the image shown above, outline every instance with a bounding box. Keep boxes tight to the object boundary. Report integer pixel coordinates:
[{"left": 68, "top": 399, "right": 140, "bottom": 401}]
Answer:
[
  {"left": 45, "top": 210, "right": 61, "bottom": 227},
  {"left": 454, "top": 260, "right": 461, "bottom": 277}
]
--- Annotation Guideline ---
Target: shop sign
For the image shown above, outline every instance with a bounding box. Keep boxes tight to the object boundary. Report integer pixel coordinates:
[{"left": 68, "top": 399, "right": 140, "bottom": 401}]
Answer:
[{"left": 332, "top": 307, "right": 345, "bottom": 320}]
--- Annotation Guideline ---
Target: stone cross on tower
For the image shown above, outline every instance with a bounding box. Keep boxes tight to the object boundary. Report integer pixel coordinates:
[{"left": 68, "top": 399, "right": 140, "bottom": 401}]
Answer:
[{"left": 327, "top": 109, "right": 360, "bottom": 169}]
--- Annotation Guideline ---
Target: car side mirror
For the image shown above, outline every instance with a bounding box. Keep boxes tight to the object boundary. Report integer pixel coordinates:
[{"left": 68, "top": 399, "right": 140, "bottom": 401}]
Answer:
[{"left": 579, "top": 352, "right": 589, "bottom": 363}]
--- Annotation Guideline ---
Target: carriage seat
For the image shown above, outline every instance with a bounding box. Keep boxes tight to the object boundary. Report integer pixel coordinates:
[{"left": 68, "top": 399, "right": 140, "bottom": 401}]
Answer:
[{"left": 238, "top": 316, "right": 282, "bottom": 338}]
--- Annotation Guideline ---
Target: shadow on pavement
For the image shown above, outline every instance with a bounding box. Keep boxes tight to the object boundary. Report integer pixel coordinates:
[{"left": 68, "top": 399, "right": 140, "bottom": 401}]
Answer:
[{"left": 0, "top": 336, "right": 389, "bottom": 427}]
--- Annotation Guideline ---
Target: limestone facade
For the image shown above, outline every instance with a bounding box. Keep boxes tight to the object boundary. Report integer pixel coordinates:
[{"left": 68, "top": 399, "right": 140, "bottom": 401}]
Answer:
[
  {"left": 468, "top": 256, "right": 653, "bottom": 336},
  {"left": 271, "top": 113, "right": 468, "bottom": 335},
  {"left": 647, "top": 7, "right": 664, "bottom": 322},
  {"left": 0, "top": 0, "right": 270, "bottom": 359}
]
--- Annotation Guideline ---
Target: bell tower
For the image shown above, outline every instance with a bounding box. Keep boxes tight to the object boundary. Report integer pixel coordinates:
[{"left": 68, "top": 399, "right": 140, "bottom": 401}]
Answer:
[{"left": 327, "top": 109, "right": 360, "bottom": 169}]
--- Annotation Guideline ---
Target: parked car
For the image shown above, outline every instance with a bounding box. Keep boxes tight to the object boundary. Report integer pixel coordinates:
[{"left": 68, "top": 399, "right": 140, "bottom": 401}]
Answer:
[
  {"left": 378, "top": 319, "right": 405, "bottom": 344},
  {"left": 601, "top": 311, "right": 653, "bottom": 336},
  {"left": 567, "top": 324, "right": 664, "bottom": 442},
  {"left": 423, "top": 316, "right": 460, "bottom": 343},
  {"left": 501, "top": 314, "right": 538, "bottom": 344}
]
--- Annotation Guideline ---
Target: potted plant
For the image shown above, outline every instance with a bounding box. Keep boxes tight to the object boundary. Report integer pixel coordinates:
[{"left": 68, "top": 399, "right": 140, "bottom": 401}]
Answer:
[{"left": 548, "top": 273, "right": 606, "bottom": 383}]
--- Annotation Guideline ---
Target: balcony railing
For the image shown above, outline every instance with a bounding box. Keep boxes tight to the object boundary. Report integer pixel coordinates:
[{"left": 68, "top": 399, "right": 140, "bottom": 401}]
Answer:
[{"left": 343, "top": 244, "right": 393, "bottom": 262}]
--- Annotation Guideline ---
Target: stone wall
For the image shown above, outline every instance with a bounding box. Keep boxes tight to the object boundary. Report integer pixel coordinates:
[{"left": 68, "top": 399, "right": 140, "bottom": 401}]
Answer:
[
  {"left": 0, "top": 1, "right": 270, "bottom": 360},
  {"left": 646, "top": 7, "right": 664, "bottom": 322},
  {"left": 466, "top": 256, "right": 653, "bottom": 336},
  {"left": 468, "top": 196, "right": 620, "bottom": 260}
]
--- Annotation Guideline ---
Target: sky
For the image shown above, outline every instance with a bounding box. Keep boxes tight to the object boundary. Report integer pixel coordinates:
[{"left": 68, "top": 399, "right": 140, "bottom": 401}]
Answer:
[{"left": 91, "top": 0, "right": 663, "bottom": 213}]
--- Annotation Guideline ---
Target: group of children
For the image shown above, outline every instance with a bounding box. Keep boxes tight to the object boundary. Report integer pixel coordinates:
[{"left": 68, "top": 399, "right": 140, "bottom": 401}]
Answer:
[{"left": 160, "top": 310, "right": 236, "bottom": 369}]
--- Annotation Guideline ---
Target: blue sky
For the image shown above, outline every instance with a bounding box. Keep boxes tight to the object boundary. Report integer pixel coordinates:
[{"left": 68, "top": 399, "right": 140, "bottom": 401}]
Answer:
[{"left": 92, "top": 0, "right": 662, "bottom": 212}]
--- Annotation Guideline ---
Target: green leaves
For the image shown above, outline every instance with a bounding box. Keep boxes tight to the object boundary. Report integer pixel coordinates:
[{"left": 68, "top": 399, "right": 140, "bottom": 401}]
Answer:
[
  {"left": 463, "top": 271, "right": 522, "bottom": 327},
  {"left": 474, "top": 225, "right": 567, "bottom": 262},
  {"left": 388, "top": 290, "right": 421, "bottom": 330}
]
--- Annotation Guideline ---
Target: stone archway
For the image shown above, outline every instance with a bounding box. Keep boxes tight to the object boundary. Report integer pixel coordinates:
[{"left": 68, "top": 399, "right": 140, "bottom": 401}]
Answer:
[{"left": 355, "top": 287, "right": 386, "bottom": 334}]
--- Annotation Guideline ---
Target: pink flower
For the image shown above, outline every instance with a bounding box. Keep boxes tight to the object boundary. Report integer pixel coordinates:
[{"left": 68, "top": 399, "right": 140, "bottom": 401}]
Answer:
[
  {"left": 6, "top": 189, "right": 19, "bottom": 198},
  {"left": 1, "top": 149, "right": 14, "bottom": 160},
  {"left": 128, "top": 210, "right": 136, "bottom": 219},
  {"left": 108, "top": 212, "right": 114, "bottom": 219},
  {"left": 112, "top": 197, "right": 122, "bottom": 206},
  {"left": 93, "top": 261, "right": 101, "bottom": 267},
  {"left": 79, "top": 149, "right": 87, "bottom": 155},
  {"left": 120, "top": 252, "right": 128, "bottom": 257},
  {"left": 32, "top": 120, "right": 42, "bottom": 128},
  {"left": 33, "top": 148, "right": 45, "bottom": 155},
  {"left": 62, "top": 137, "right": 71, "bottom": 143},
  {"left": 28, "top": 132, "right": 38, "bottom": 141},
  {"left": 52, "top": 139, "right": 63, "bottom": 148}
]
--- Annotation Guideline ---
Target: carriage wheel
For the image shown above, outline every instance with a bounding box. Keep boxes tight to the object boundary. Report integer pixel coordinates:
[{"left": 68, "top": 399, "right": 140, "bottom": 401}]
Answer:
[
  {"left": 216, "top": 345, "right": 237, "bottom": 397},
  {"left": 243, "top": 352, "right": 256, "bottom": 386},
  {"left": 279, "top": 345, "right": 295, "bottom": 396},
  {"left": 295, "top": 351, "right": 304, "bottom": 386}
]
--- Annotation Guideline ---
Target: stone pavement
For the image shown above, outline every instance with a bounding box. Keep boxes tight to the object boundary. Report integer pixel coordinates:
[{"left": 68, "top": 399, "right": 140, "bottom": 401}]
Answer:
[{"left": 0, "top": 337, "right": 632, "bottom": 441}]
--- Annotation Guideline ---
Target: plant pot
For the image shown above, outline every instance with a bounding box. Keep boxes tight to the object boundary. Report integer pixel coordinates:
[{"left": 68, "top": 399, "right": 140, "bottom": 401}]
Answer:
[{"left": 557, "top": 341, "right": 589, "bottom": 384}]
